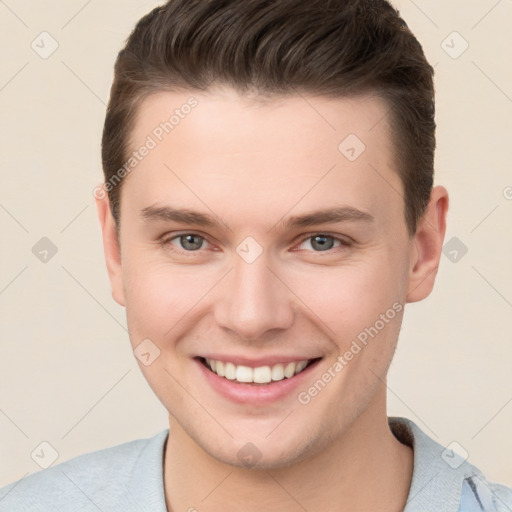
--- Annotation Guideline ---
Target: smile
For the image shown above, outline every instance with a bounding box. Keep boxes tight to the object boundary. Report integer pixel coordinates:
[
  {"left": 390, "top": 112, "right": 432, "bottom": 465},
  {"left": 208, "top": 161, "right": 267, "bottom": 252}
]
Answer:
[{"left": 199, "top": 357, "right": 319, "bottom": 385}]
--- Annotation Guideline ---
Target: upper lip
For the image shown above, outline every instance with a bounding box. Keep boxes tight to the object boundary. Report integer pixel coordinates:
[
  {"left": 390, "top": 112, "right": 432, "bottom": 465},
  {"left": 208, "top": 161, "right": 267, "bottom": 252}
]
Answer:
[{"left": 197, "top": 354, "right": 322, "bottom": 368}]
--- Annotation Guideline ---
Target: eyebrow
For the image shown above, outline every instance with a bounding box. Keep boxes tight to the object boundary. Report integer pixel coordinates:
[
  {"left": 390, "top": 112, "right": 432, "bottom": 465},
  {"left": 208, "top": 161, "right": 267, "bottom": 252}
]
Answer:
[{"left": 140, "top": 205, "right": 374, "bottom": 230}]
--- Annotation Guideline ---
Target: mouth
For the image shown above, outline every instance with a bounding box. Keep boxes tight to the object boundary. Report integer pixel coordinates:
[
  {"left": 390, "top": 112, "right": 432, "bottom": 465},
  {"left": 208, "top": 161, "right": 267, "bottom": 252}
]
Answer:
[{"left": 197, "top": 356, "right": 322, "bottom": 385}]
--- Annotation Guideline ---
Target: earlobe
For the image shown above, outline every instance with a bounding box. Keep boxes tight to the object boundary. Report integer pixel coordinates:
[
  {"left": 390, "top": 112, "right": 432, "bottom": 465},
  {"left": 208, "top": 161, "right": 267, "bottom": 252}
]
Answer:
[
  {"left": 406, "top": 185, "right": 449, "bottom": 303},
  {"left": 95, "top": 188, "right": 126, "bottom": 307}
]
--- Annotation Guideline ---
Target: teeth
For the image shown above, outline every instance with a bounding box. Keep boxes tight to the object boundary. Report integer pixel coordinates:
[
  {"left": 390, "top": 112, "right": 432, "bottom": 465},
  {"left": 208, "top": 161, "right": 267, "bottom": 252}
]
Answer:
[
  {"left": 225, "top": 362, "right": 236, "bottom": 380},
  {"left": 283, "top": 362, "right": 296, "bottom": 378},
  {"left": 253, "top": 366, "right": 272, "bottom": 383},
  {"left": 204, "top": 358, "right": 311, "bottom": 384},
  {"left": 216, "top": 360, "right": 225, "bottom": 377},
  {"left": 295, "top": 360, "right": 308, "bottom": 373},
  {"left": 271, "top": 364, "right": 284, "bottom": 381},
  {"left": 235, "top": 365, "right": 253, "bottom": 383}
]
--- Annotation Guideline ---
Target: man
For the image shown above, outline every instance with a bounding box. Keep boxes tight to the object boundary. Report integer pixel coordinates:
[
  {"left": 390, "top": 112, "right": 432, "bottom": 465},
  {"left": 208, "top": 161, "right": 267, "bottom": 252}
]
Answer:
[{"left": 1, "top": 0, "right": 510, "bottom": 511}]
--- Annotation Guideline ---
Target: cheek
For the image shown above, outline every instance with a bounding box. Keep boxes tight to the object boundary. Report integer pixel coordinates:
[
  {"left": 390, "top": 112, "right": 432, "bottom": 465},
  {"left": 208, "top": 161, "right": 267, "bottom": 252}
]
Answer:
[
  {"left": 122, "top": 255, "right": 194, "bottom": 341},
  {"left": 283, "top": 251, "right": 407, "bottom": 341},
  {"left": 121, "top": 259, "right": 196, "bottom": 408},
  {"left": 121, "top": 235, "right": 410, "bottom": 346}
]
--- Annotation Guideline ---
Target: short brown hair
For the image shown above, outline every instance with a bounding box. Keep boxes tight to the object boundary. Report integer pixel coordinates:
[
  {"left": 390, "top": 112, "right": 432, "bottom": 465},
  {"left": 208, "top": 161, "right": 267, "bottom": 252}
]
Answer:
[{"left": 101, "top": 0, "right": 435, "bottom": 235}]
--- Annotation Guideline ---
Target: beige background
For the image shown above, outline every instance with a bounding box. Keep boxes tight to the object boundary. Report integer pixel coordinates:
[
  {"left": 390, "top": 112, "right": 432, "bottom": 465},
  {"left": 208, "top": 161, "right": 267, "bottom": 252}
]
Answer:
[{"left": 1, "top": 0, "right": 511, "bottom": 489}]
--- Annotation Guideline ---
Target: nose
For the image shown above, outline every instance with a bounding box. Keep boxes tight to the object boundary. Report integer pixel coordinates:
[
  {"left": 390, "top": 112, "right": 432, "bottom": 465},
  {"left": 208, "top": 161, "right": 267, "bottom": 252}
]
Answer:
[{"left": 213, "top": 251, "right": 295, "bottom": 341}]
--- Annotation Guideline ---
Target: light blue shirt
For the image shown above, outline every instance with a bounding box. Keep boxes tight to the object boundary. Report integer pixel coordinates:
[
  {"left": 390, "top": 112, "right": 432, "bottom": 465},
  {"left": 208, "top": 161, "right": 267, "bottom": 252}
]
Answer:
[{"left": 1, "top": 416, "right": 511, "bottom": 511}]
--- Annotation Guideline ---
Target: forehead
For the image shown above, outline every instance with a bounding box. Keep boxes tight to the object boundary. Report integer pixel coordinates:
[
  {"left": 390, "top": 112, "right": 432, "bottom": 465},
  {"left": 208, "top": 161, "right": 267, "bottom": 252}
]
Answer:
[
  {"left": 121, "top": 87, "right": 403, "bottom": 232},
  {"left": 130, "top": 86, "right": 392, "bottom": 156}
]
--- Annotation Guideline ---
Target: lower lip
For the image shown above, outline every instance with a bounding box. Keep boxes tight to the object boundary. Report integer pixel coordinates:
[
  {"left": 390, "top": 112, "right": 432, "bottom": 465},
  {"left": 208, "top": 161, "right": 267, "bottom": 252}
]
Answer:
[{"left": 195, "top": 358, "right": 321, "bottom": 405}]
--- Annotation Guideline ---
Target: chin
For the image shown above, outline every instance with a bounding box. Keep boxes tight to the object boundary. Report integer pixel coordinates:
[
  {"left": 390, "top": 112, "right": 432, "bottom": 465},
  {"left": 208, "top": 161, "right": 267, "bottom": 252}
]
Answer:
[{"left": 198, "top": 426, "right": 325, "bottom": 471}]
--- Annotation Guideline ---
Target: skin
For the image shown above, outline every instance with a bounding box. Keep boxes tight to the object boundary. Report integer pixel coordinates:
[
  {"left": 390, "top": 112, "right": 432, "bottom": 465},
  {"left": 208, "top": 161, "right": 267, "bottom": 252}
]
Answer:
[{"left": 96, "top": 85, "right": 448, "bottom": 512}]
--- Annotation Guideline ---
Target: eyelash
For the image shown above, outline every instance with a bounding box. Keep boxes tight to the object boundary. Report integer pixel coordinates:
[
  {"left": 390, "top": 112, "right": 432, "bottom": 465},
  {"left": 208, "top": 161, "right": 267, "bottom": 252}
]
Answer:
[{"left": 159, "top": 232, "right": 353, "bottom": 256}]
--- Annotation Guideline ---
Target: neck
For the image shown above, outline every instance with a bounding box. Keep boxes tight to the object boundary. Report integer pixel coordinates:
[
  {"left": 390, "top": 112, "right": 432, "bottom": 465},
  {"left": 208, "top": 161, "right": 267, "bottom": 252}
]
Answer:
[{"left": 163, "top": 389, "right": 413, "bottom": 512}]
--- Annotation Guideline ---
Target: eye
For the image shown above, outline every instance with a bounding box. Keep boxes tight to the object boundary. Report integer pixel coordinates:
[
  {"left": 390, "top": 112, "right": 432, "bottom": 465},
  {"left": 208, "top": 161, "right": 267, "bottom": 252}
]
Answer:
[
  {"left": 296, "top": 234, "right": 350, "bottom": 252},
  {"left": 163, "top": 233, "right": 210, "bottom": 252},
  {"left": 160, "top": 232, "right": 351, "bottom": 255}
]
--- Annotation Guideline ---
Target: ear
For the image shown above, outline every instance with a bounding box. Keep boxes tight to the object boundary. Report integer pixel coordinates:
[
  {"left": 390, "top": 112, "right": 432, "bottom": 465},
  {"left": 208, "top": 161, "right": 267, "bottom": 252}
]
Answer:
[
  {"left": 406, "top": 185, "right": 449, "bottom": 303},
  {"left": 95, "top": 187, "right": 126, "bottom": 307}
]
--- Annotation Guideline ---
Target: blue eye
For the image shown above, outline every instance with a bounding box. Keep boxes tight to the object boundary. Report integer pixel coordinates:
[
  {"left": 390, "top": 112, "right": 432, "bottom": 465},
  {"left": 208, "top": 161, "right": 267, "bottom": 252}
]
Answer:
[
  {"left": 170, "top": 234, "right": 207, "bottom": 251},
  {"left": 310, "top": 235, "right": 335, "bottom": 251},
  {"left": 297, "top": 234, "right": 348, "bottom": 252},
  {"left": 160, "top": 232, "right": 351, "bottom": 256}
]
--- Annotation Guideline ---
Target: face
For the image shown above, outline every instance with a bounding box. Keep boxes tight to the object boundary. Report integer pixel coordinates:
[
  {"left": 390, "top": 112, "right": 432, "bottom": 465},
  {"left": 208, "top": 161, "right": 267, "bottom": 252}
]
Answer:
[{"left": 98, "top": 86, "right": 438, "bottom": 469}]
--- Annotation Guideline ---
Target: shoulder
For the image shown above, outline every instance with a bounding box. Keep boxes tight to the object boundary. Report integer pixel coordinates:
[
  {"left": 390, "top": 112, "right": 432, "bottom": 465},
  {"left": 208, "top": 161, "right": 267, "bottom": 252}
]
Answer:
[
  {"left": 389, "top": 416, "right": 512, "bottom": 512},
  {"left": 0, "top": 429, "right": 169, "bottom": 512}
]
